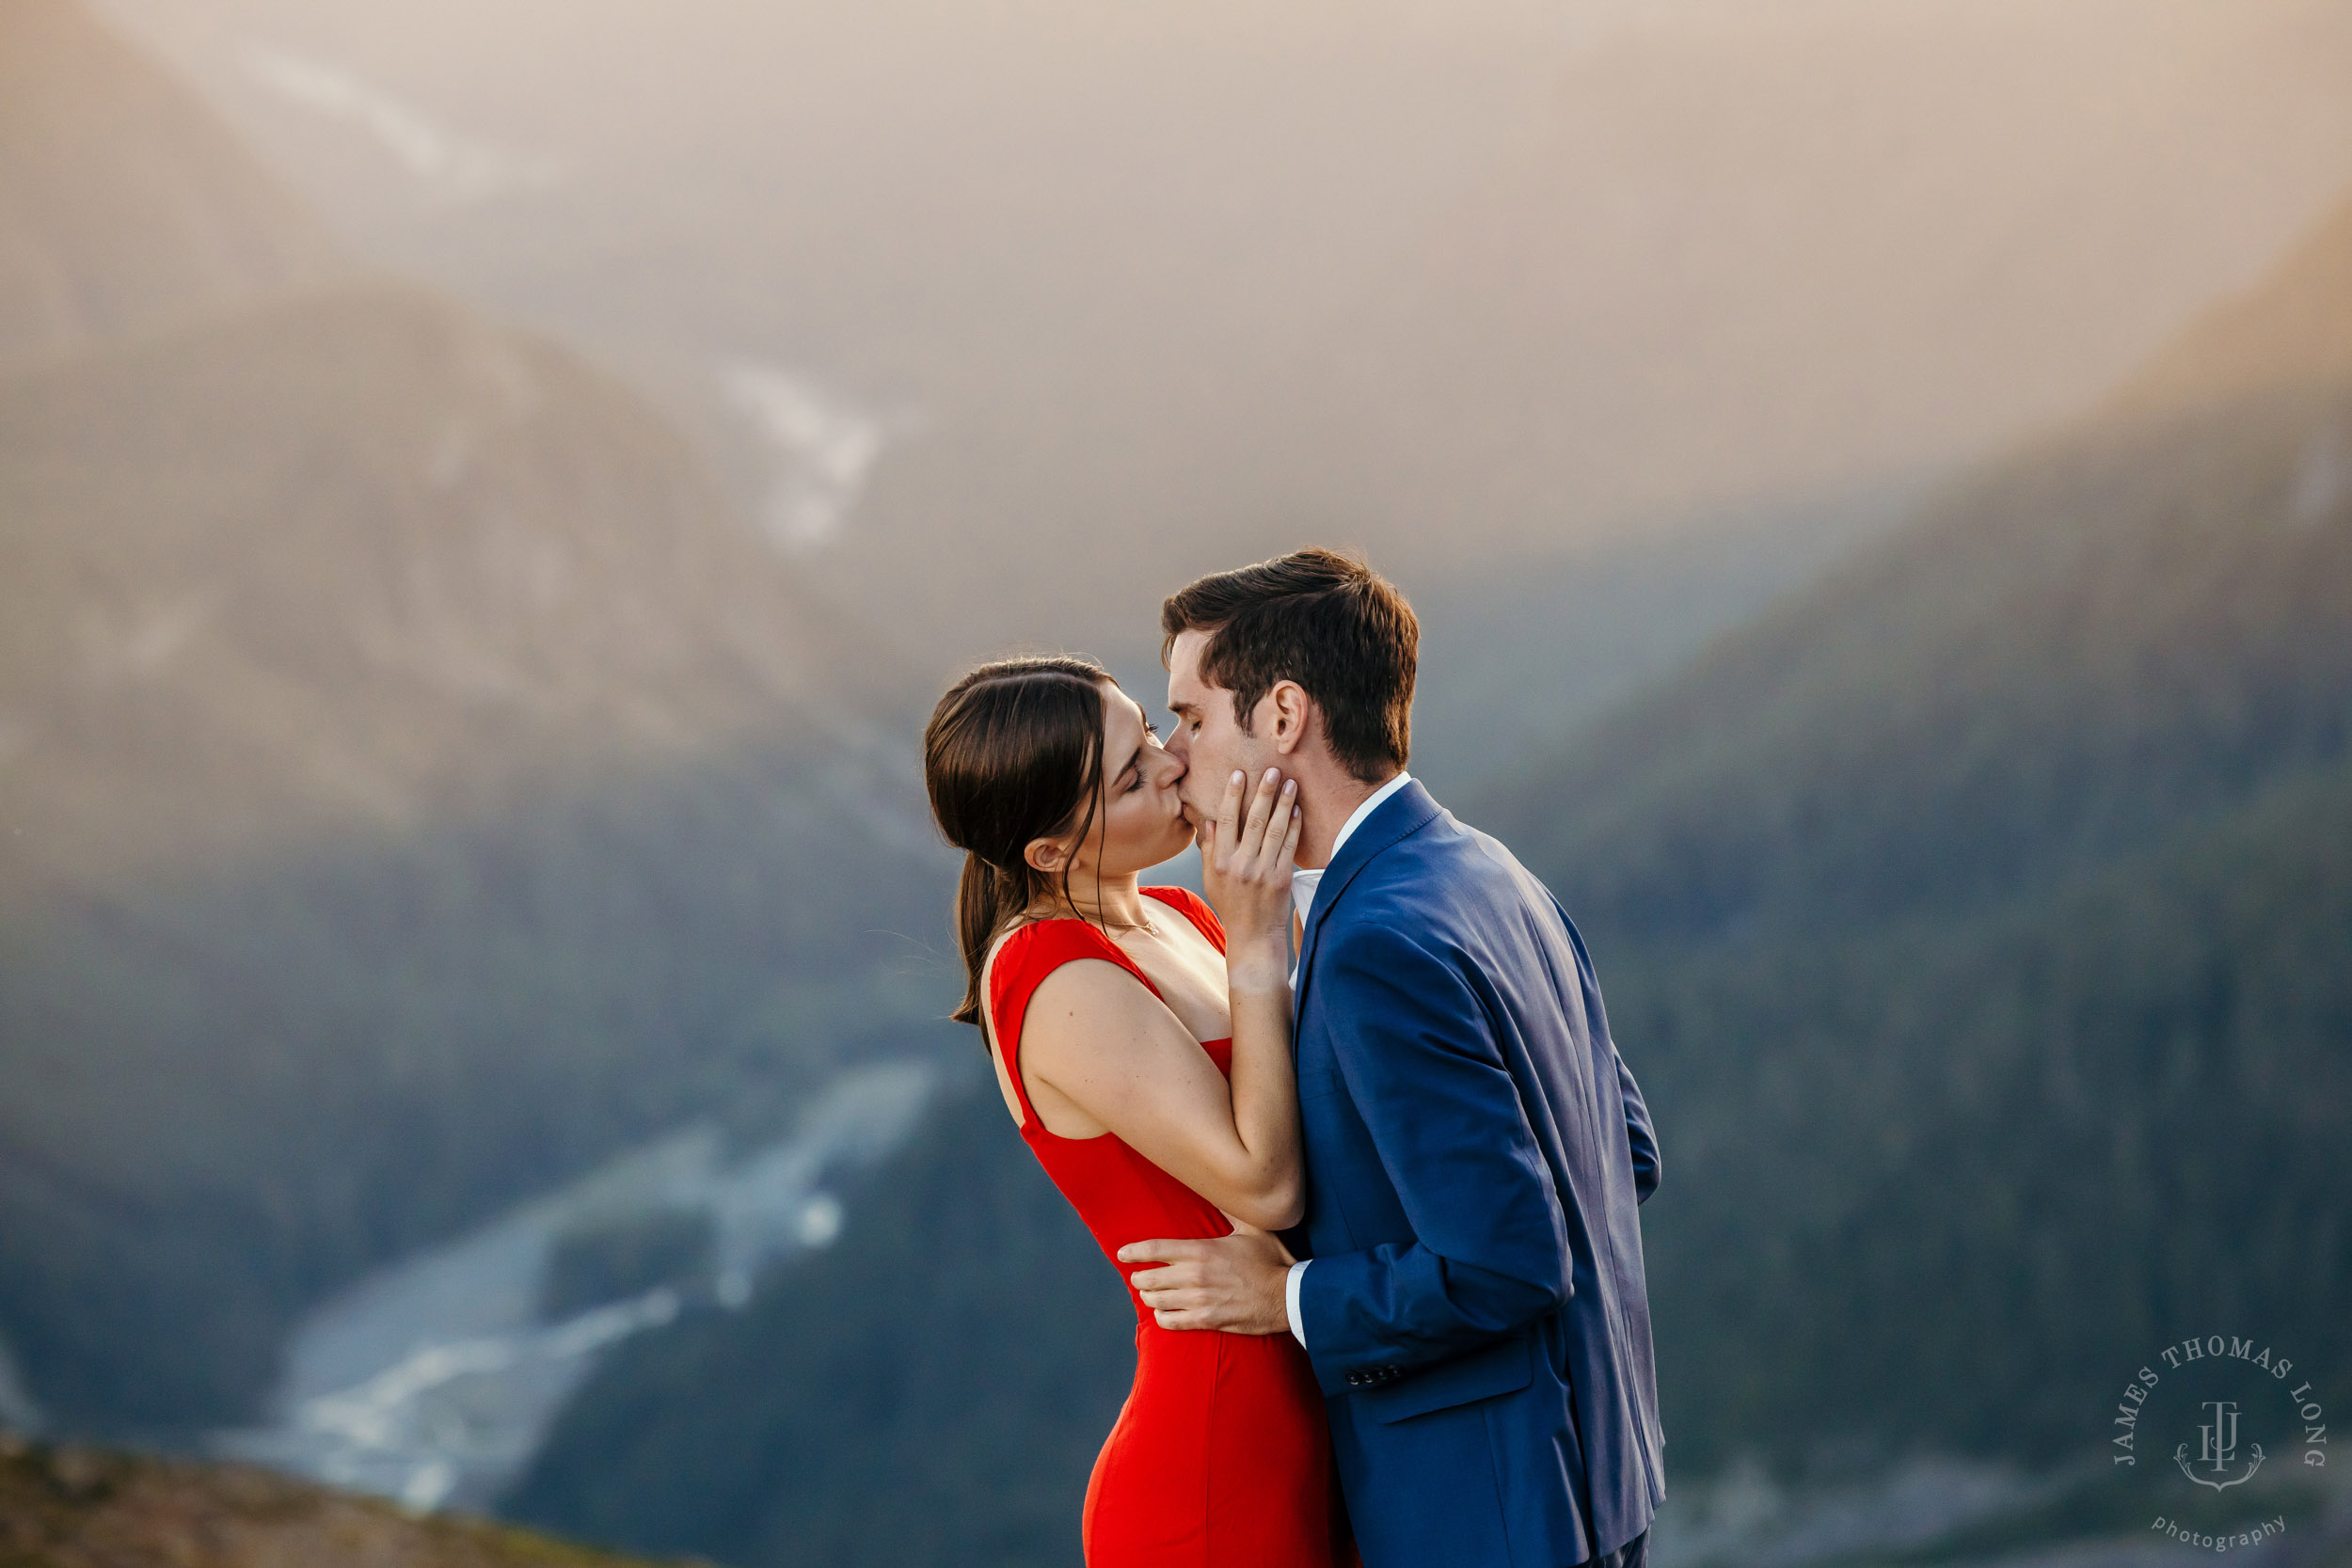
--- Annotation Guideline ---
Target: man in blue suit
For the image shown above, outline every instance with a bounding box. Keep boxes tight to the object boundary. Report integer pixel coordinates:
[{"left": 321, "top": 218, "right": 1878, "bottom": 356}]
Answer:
[{"left": 1120, "top": 548, "right": 1664, "bottom": 1568}]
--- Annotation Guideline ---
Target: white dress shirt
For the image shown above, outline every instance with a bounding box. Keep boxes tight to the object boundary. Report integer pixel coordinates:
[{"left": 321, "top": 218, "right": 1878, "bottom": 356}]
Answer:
[{"left": 1282, "top": 771, "right": 1411, "bottom": 1347}]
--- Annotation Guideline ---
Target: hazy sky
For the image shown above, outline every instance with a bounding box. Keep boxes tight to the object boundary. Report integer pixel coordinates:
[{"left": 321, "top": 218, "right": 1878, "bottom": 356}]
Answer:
[{"left": 90, "top": 0, "right": 2352, "bottom": 663}]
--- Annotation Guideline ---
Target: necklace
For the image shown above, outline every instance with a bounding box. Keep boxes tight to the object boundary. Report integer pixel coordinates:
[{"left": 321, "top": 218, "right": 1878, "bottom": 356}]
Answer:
[{"left": 1026, "top": 903, "right": 1158, "bottom": 937}]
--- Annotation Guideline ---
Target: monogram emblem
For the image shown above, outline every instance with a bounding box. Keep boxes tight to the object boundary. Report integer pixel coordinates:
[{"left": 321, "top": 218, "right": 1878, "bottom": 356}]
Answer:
[{"left": 2172, "top": 1400, "right": 2265, "bottom": 1491}]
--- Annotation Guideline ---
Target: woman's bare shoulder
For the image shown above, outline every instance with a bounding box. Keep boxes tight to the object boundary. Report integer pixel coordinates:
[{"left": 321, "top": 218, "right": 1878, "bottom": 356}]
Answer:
[{"left": 1022, "top": 952, "right": 1166, "bottom": 1039}]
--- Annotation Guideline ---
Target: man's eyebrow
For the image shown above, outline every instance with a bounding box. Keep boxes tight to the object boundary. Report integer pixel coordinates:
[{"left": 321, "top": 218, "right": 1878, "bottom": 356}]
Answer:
[{"left": 1168, "top": 698, "right": 1197, "bottom": 717}]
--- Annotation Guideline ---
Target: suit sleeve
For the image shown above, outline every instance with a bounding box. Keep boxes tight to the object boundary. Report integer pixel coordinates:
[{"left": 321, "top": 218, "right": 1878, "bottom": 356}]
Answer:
[
  {"left": 1296, "top": 925, "right": 1572, "bottom": 1395},
  {"left": 1617, "top": 1051, "right": 1661, "bottom": 1204}
]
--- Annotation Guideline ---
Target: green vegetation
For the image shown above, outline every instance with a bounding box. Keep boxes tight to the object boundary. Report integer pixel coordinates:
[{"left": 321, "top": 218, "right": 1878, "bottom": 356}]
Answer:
[{"left": 1606, "top": 757, "right": 2352, "bottom": 1474}]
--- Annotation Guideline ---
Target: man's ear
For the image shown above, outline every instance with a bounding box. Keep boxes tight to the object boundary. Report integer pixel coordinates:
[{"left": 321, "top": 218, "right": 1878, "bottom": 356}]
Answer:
[
  {"left": 1024, "top": 834, "right": 1070, "bottom": 878},
  {"left": 1263, "top": 681, "right": 1312, "bottom": 757}
]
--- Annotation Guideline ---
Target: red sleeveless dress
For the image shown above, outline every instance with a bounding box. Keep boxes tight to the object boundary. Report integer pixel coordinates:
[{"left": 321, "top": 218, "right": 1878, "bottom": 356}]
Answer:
[{"left": 987, "top": 887, "right": 1347, "bottom": 1568}]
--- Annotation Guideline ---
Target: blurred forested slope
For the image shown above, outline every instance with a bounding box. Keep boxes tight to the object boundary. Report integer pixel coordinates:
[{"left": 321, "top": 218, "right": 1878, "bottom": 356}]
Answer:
[
  {"left": 1479, "top": 195, "right": 2352, "bottom": 1471},
  {"left": 0, "top": 0, "right": 945, "bottom": 1436},
  {"left": 507, "top": 197, "right": 2352, "bottom": 1565},
  {"left": 507, "top": 1075, "right": 1132, "bottom": 1568}
]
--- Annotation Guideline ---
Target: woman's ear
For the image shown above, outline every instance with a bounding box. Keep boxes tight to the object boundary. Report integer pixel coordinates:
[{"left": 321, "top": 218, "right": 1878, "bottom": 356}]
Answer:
[{"left": 1024, "top": 834, "right": 1070, "bottom": 877}]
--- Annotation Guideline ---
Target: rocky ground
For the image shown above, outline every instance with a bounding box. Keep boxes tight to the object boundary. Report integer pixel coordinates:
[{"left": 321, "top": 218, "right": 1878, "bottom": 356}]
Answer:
[{"left": 0, "top": 1434, "right": 672, "bottom": 1568}]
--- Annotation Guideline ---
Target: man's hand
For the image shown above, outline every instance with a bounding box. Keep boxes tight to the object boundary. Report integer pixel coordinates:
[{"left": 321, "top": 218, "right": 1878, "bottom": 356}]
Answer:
[{"left": 1118, "top": 1228, "right": 1295, "bottom": 1335}]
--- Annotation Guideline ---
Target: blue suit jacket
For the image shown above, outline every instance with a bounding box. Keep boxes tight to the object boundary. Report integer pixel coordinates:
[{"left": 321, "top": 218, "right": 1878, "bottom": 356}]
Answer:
[{"left": 1292, "top": 780, "right": 1664, "bottom": 1568}]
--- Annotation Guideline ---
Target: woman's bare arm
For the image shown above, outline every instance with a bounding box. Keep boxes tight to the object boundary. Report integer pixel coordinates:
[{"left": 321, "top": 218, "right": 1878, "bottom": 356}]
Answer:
[{"left": 1020, "top": 770, "right": 1304, "bottom": 1228}]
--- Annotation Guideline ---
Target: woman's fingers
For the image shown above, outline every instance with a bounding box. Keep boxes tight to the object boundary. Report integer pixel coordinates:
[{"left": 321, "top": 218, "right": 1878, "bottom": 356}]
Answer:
[
  {"left": 1253, "top": 784, "right": 1297, "bottom": 879},
  {"left": 1239, "top": 768, "right": 1280, "bottom": 859},
  {"left": 1216, "top": 768, "right": 1247, "bottom": 861},
  {"left": 1274, "top": 786, "right": 1303, "bottom": 871}
]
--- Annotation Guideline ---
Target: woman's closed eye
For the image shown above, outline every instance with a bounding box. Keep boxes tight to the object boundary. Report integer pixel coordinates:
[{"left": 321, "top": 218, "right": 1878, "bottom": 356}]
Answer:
[{"left": 1124, "top": 723, "right": 1163, "bottom": 790}]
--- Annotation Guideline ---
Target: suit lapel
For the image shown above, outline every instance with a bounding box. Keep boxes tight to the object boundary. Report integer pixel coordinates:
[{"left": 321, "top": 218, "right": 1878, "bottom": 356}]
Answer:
[{"left": 1294, "top": 779, "right": 1443, "bottom": 1016}]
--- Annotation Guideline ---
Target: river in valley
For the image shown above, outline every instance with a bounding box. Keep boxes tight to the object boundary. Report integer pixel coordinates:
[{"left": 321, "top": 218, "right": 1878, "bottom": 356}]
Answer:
[{"left": 211, "top": 1061, "right": 936, "bottom": 1513}]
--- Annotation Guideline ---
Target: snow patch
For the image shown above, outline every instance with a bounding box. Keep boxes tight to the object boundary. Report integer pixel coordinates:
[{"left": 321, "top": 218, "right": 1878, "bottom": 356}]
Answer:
[
  {"left": 242, "top": 46, "right": 562, "bottom": 203},
  {"left": 721, "top": 363, "right": 905, "bottom": 553}
]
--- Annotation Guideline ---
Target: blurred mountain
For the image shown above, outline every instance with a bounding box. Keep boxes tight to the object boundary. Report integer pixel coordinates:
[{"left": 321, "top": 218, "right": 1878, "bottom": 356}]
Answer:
[
  {"left": 87, "top": 0, "right": 2352, "bottom": 673},
  {"left": 0, "top": 1, "right": 947, "bottom": 1440},
  {"left": 0, "top": 278, "right": 894, "bottom": 896},
  {"left": 501, "top": 196, "right": 2352, "bottom": 1567},
  {"left": 0, "top": 0, "right": 346, "bottom": 372},
  {"left": 2119, "top": 198, "right": 2352, "bottom": 419},
  {"left": 1481, "top": 196, "right": 2352, "bottom": 948},
  {"left": 0, "top": 1434, "right": 665, "bottom": 1568},
  {"left": 1466, "top": 189, "right": 2352, "bottom": 1494}
]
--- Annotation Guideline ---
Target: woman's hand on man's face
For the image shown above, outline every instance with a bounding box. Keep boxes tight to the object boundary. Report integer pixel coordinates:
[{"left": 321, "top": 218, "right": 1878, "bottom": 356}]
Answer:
[{"left": 1200, "top": 767, "right": 1299, "bottom": 980}]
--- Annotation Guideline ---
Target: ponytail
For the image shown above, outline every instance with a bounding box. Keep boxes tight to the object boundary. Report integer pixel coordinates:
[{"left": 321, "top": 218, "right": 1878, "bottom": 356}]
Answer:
[
  {"left": 950, "top": 854, "right": 1019, "bottom": 1028},
  {"left": 923, "top": 656, "right": 1114, "bottom": 1035}
]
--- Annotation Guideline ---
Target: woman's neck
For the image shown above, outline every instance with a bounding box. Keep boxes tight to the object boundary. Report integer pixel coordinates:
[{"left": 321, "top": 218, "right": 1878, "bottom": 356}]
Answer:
[{"left": 1029, "top": 872, "right": 1152, "bottom": 930}]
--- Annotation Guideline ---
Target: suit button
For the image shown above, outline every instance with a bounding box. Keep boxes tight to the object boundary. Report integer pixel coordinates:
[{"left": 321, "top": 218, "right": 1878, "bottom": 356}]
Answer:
[{"left": 1346, "top": 1370, "right": 1364, "bottom": 1387}]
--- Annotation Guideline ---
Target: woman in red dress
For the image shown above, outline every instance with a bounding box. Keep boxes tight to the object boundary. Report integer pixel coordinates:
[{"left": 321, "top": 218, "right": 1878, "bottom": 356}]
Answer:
[{"left": 925, "top": 655, "right": 1347, "bottom": 1568}]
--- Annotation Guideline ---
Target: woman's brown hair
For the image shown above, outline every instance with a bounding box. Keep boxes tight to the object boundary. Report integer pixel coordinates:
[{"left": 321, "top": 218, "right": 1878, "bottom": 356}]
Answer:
[{"left": 923, "top": 655, "right": 1116, "bottom": 1029}]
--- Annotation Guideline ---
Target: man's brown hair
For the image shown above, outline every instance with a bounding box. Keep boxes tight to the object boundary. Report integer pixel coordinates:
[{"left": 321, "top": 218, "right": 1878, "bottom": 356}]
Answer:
[{"left": 1160, "top": 547, "right": 1417, "bottom": 783}]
